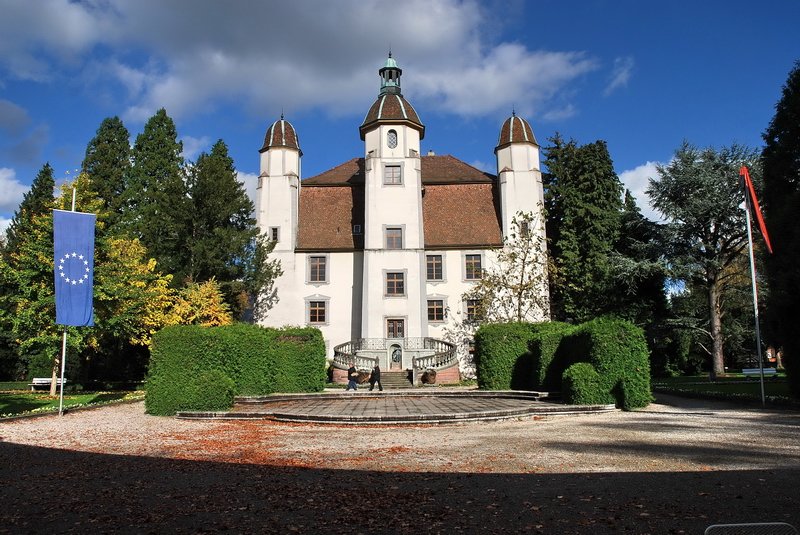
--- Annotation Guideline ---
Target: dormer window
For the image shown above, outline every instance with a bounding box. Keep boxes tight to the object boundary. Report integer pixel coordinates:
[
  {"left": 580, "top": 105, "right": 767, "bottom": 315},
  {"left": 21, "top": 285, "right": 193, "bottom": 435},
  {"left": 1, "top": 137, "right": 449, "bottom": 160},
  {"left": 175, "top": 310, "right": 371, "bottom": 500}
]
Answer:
[{"left": 387, "top": 129, "right": 398, "bottom": 149}]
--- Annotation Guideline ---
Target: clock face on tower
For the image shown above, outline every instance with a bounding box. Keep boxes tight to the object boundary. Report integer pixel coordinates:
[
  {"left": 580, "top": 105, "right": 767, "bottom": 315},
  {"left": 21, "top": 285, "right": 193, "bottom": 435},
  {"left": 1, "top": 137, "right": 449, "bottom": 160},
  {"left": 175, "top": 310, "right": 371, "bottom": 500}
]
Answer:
[{"left": 387, "top": 130, "right": 398, "bottom": 149}]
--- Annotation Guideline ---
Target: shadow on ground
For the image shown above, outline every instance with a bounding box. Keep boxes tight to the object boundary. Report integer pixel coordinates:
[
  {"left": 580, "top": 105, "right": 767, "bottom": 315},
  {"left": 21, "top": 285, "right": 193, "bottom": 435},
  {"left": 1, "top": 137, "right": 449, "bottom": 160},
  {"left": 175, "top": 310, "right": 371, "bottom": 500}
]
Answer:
[{"left": 1, "top": 442, "right": 797, "bottom": 534}]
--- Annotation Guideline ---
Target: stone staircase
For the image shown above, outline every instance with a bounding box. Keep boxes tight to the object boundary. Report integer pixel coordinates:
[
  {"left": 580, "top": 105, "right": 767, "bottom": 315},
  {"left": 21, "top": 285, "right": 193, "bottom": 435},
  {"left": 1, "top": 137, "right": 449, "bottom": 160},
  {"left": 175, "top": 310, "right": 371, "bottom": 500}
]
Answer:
[{"left": 379, "top": 370, "right": 413, "bottom": 389}]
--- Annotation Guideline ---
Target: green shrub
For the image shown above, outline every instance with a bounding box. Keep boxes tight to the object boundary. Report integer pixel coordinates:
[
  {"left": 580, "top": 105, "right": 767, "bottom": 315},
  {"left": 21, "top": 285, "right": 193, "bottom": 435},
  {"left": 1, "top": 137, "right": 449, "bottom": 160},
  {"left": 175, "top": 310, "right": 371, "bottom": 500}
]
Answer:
[
  {"left": 528, "top": 321, "right": 575, "bottom": 389},
  {"left": 145, "top": 324, "right": 326, "bottom": 415},
  {"left": 474, "top": 323, "right": 538, "bottom": 390},
  {"left": 562, "top": 362, "right": 611, "bottom": 404},
  {"left": 177, "top": 370, "right": 235, "bottom": 412},
  {"left": 560, "top": 317, "right": 652, "bottom": 409}
]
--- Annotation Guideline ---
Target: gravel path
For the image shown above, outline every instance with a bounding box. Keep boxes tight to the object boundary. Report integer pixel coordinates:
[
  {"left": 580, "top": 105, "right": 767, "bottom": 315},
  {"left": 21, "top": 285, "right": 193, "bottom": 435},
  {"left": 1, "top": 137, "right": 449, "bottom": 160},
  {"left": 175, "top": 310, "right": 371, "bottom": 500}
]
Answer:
[{"left": 1, "top": 395, "right": 798, "bottom": 533}]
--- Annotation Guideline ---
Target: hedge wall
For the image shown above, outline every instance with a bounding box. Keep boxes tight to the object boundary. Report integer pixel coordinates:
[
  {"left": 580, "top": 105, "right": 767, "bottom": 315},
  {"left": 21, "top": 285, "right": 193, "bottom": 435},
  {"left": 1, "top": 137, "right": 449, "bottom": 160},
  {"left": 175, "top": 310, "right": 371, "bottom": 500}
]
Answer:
[
  {"left": 145, "top": 324, "right": 326, "bottom": 415},
  {"left": 559, "top": 317, "right": 652, "bottom": 409},
  {"left": 475, "top": 317, "right": 652, "bottom": 409},
  {"left": 474, "top": 322, "right": 539, "bottom": 390},
  {"left": 528, "top": 321, "right": 575, "bottom": 390}
]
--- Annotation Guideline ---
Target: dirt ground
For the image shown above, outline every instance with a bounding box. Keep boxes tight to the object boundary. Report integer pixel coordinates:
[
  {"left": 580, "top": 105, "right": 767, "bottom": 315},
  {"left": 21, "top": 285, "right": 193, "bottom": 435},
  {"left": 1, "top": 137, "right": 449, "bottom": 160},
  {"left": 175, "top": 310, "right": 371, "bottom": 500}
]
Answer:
[{"left": 1, "top": 394, "right": 798, "bottom": 534}]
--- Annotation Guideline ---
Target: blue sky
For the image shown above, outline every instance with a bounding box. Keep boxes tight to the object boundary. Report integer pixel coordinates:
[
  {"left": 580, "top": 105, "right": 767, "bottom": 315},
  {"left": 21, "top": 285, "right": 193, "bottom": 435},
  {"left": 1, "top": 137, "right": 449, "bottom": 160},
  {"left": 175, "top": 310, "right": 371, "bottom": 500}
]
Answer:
[{"left": 1, "top": 0, "right": 798, "bottom": 232}]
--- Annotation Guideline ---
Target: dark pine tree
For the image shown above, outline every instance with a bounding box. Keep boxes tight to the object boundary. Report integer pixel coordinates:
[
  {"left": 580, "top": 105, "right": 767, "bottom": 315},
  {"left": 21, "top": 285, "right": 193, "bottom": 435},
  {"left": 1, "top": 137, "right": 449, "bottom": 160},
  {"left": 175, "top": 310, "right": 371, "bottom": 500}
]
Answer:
[
  {"left": 4, "top": 163, "right": 55, "bottom": 254},
  {"left": 543, "top": 136, "right": 623, "bottom": 323},
  {"left": 763, "top": 60, "right": 800, "bottom": 397},
  {"left": 124, "top": 108, "right": 190, "bottom": 284},
  {"left": 81, "top": 116, "right": 131, "bottom": 229},
  {"left": 188, "top": 139, "right": 259, "bottom": 317}
]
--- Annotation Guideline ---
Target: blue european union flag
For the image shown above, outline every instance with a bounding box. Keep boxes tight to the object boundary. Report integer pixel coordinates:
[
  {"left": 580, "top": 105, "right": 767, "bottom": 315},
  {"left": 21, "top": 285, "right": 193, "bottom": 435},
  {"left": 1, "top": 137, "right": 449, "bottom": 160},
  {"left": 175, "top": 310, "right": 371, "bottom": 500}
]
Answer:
[{"left": 53, "top": 209, "right": 96, "bottom": 326}]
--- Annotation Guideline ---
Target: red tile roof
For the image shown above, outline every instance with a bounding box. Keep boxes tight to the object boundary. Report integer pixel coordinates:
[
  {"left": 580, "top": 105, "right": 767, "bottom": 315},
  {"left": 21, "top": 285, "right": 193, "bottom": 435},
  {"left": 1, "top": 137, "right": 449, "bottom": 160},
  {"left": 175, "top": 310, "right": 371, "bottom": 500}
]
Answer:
[
  {"left": 260, "top": 118, "right": 301, "bottom": 154},
  {"left": 360, "top": 94, "right": 425, "bottom": 139},
  {"left": 302, "top": 155, "right": 494, "bottom": 185},
  {"left": 296, "top": 155, "right": 502, "bottom": 251},
  {"left": 496, "top": 115, "right": 537, "bottom": 152}
]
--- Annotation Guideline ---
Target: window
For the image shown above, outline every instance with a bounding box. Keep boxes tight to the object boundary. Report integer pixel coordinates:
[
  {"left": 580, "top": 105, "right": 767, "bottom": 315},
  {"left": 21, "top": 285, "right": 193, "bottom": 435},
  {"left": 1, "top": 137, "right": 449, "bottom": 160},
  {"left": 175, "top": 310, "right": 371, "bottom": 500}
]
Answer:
[
  {"left": 465, "top": 254, "right": 483, "bottom": 280},
  {"left": 465, "top": 299, "right": 480, "bottom": 322},
  {"left": 387, "top": 129, "right": 398, "bottom": 149},
  {"left": 308, "top": 301, "right": 326, "bottom": 324},
  {"left": 386, "top": 272, "right": 405, "bottom": 296},
  {"left": 387, "top": 319, "right": 405, "bottom": 338},
  {"left": 427, "top": 300, "right": 445, "bottom": 322},
  {"left": 270, "top": 227, "right": 279, "bottom": 242},
  {"left": 353, "top": 224, "right": 362, "bottom": 235},
  {"left": 384, "top": 164, "right": 402, "bottom": 185},
  {"left": 426, "top": 255, "right": 443, "bottom": 281},
  {"left": 385, "top": 227, "right": 403, "bottom": 249},
  {"left": 309, "top": 256, "right": 327, "bottom": 283}
]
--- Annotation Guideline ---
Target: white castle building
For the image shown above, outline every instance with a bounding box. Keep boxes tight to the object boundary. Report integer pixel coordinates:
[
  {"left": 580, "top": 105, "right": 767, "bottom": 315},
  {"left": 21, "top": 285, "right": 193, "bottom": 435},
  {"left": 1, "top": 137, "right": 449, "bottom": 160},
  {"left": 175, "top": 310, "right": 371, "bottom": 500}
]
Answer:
[{"left": 255, "top": 55, "right": 547, "bottom": 384}]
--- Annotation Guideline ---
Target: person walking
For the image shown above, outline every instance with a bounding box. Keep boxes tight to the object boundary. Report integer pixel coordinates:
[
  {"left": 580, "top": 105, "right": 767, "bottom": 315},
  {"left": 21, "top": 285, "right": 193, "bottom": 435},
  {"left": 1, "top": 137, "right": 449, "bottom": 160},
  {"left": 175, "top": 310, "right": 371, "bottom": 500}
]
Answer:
[
  {"left": 346, "top": 363, "right": 358, "bottom": 391},
  {"left": 369, "top": 363, "right": 383, "bottom": 391}
]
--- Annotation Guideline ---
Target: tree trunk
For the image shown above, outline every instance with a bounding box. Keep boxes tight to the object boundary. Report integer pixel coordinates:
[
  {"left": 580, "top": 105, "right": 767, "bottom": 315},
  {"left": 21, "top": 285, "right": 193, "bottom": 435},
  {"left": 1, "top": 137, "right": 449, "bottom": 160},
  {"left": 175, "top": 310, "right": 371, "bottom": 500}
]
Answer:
[
  {"left": 49, "top": 355, "right": 59, "bottom": 397},
  {"left": 708, "top": 282, "right": 725, "bottom": 380}
]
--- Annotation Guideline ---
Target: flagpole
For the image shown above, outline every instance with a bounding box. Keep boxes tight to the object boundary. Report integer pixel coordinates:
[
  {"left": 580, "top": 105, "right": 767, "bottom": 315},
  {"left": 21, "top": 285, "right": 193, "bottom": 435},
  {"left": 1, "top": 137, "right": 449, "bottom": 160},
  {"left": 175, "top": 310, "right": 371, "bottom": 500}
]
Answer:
[
  {"left": 58, "top": 187, "right": 77, "bottom": 417},
  {"left": 742, "top": 171, "right": 766, "bottom": 408}
]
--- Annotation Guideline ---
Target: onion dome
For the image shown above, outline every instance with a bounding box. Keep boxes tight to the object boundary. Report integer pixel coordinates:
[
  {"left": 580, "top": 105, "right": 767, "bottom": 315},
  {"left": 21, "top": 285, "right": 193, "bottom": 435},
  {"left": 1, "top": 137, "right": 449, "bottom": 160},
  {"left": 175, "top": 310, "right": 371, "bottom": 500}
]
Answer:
[
  {"left": 495, "top": 112, "right": 538, "bottom": 153},
  {"left": 359, "top": 54, "right": 425, "bottom": 140},
  {"left": 260, "top": 115, "right": 302, "bottom": 155}
]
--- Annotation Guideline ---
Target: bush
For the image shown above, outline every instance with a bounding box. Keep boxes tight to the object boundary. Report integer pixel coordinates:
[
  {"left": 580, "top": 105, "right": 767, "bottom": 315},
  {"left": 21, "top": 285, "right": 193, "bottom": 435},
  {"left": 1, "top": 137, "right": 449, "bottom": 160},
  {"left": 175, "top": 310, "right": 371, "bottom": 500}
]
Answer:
[
  {"left": 559, "top": 317, "right": 652, "bottom": 410},
  {"left": 177, "top": 370, "right": 235, "bottom": 412},
  {"left": 528, "top": 321, "right": 575, "bottom": 389},
  {"left": 562, "top": 362, "right": 611, "bottom": 405},
  {"left": 145, "top": 324, "right": 326, "bottom": 416},
  {"left": 474, "top": 323, "right": 539, "bottom": 390}
]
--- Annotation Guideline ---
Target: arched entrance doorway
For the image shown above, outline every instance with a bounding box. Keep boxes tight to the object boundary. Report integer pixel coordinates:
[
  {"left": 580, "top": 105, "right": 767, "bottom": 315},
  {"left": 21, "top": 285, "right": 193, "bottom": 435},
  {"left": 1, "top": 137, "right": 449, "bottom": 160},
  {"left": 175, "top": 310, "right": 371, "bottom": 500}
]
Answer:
[{"left": 389, "top": 344, "right": 402, "bottom": 370}]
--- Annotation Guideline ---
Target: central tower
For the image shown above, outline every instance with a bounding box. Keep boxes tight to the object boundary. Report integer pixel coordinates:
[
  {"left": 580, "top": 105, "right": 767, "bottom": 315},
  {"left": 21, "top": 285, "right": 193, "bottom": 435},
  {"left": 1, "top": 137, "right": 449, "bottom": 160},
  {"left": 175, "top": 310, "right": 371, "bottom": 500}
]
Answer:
[{"left": 358, "top": 54, "right": 426, "bottom": 341}]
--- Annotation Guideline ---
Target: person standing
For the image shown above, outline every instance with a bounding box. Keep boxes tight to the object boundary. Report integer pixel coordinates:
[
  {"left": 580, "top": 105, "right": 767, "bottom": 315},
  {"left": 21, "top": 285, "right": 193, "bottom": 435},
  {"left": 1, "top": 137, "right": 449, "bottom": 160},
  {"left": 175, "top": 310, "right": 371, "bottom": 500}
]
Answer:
[
  {"left": 346, "top": 363, "right": 358, "bottom": 391},
  {"left": 369, "top": 363, "right": 383, "bottom": 391}
]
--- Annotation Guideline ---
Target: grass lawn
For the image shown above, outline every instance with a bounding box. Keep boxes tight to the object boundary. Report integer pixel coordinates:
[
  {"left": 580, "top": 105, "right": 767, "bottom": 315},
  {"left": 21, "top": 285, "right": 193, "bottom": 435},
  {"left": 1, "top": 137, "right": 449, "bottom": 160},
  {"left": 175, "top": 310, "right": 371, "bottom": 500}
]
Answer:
[
  {"left": 0, "top": 391, "right": 144, "bottom": 418},
  {"left": 653, "top": 374, "right": 795, "bottom": 405}
]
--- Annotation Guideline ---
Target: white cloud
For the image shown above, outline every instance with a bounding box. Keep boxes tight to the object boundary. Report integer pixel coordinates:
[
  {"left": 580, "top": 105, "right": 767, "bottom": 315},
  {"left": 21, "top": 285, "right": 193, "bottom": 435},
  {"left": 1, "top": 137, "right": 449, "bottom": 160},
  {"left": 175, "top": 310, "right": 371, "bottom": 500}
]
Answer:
[
  {"left": 180, "top": 135, "right": 211, "bottom": 162},
  {"left": 0, "top": 167, "right": 28, "bottom": 212},
  {"left": 237, "top": 171, "right": 259, "bottom": 209},
  {"left": 0, "top": 99, "right": 31, "bottom": 135},
  {"left": 0, "top": 0, "right": 600, "bottom": 124},
  {"left": 0, "top": 216, "right": 11, "bottom": 238},
  {"left": 604, "top": 56, "right": 634, "bottom": 96},
  {"left": 618, "top": 161, "right": 663, "bottom": 221},
  {"left": 469, "top": 160, "right": 493, "bottom": 173}
]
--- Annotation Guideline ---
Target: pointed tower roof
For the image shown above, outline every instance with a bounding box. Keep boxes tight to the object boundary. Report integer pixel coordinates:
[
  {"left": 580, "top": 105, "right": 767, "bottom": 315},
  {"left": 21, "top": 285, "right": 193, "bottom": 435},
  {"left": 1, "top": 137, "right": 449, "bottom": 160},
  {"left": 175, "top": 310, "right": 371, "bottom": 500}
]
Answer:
[
  {"left": 260, "top": 115, "right": 302, "bottom": 155},
  {"left": 495, "top": 112, "right": 538, "bottom": 153},
  {"left": 360, "top": 54, "right": 424, "bottom": 140}
]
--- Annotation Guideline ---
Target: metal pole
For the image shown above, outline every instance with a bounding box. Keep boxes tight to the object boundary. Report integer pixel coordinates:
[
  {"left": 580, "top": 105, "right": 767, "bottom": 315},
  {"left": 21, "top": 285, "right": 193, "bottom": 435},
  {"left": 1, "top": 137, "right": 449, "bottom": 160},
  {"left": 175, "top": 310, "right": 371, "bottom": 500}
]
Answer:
[
  {"left": 743, "top": 192, "right": 766, "bottom": 407},
  {"left": 58, "top": 329, "right": 67, "bottom": 416},
  {"left": 58, "top": 187, "right": 78, "bottom": 416}
]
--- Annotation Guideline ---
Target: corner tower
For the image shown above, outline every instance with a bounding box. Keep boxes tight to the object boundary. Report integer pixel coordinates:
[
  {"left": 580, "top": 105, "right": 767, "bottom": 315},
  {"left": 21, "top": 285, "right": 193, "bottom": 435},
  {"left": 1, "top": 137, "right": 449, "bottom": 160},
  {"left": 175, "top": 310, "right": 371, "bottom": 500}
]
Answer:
[
  {"left": 256, "top": 115, "right": 302, "bottom": 252},
  {"left": 358, "top": 54, "right": 427, "bottom": 340},
  {"left": 494, "top": 112, "right": 544, "bottom": 239}
]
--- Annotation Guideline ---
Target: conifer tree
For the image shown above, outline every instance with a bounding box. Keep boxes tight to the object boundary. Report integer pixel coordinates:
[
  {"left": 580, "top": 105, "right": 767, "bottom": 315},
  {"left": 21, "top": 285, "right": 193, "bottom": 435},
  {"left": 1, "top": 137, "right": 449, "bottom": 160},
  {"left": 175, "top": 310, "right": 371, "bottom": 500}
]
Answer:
[
  {"left": 4, "top": 163, "right": 55, "bottom": 254},
  {"left": 0, "top": 163, "right": 56, "bottom": 379},
  {"left": 124, "top": 108, "right": 190, "bottom": 284},
  {"left": 543, "top": 136, "right": 623, "bottom": 322},
  {"left": 187, "top": 140, "right": 259, "bottom": 315},
  {"left": 763, "top": 60, "right": 800, "bottom": 396},
  {"left": 81, "top": 116, "right": 131, "bottom": 228},
  {"left": 647, "top": 142, "right": 761, "bottom": 379}
]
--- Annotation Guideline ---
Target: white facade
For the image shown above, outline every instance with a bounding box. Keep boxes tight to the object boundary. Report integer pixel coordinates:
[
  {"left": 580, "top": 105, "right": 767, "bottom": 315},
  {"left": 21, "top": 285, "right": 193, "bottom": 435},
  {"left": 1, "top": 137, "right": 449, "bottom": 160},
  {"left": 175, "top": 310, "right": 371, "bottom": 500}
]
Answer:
[{"left": 255, "top": 57, "right": 547, "bottom": 368}]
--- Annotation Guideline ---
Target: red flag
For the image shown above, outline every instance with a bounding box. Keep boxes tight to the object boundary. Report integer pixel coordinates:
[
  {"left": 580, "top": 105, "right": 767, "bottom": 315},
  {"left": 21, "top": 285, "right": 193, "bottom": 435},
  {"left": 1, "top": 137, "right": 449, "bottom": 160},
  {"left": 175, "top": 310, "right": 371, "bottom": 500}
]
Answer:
[{"left": 740, "top": 166, "right": 773, "bottom": 254}]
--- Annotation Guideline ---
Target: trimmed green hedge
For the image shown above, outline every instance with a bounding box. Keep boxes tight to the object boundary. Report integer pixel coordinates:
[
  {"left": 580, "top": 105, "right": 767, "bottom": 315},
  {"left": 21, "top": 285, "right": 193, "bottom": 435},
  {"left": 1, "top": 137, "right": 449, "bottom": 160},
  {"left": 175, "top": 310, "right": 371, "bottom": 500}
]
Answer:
[
  {"left": 474, "top": 322, "right": 539, "bottom": 390},
  {"left": 475, "top": 317, "right": 652, "bottom": 409},
  {"left": 562, "top": 362, "right": 609, "bottom": 404},
  {"left": 145, "top": 324, "right": 326, "bottom": 415}
]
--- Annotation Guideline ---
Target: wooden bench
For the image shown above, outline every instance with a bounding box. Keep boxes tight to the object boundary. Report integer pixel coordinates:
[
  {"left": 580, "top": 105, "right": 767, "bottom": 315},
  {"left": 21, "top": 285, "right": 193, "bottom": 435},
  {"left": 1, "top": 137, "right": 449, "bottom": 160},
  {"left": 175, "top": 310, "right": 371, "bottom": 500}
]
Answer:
[
  {"left": 28, "top": 378, "right": 68, "bottom": 391},
  {"left": 742, "top": 368, "right": 777, "bottom": 379}
]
